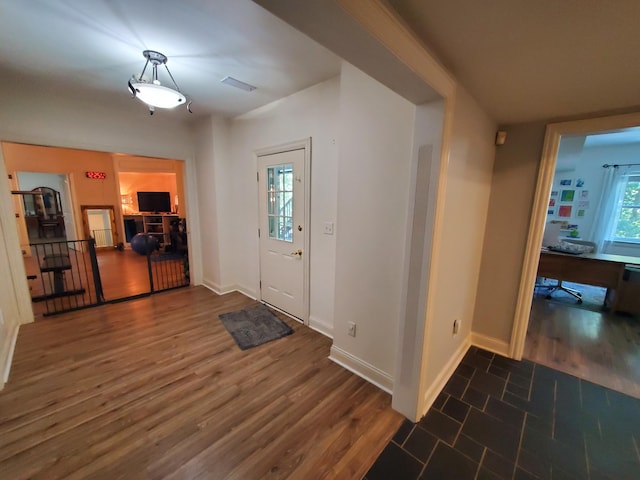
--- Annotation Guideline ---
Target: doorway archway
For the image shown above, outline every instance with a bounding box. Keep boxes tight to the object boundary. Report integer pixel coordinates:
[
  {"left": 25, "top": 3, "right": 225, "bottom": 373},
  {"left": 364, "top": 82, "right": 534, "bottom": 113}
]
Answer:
[{"left": 511, "top": 112, "right": 640, "bottom": 358}]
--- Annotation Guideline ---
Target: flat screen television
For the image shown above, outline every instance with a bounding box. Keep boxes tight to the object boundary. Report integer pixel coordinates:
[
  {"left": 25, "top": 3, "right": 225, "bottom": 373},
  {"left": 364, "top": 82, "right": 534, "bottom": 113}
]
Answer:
[{"left": 137, "top": 191, "right": 172, "bottom": 213}]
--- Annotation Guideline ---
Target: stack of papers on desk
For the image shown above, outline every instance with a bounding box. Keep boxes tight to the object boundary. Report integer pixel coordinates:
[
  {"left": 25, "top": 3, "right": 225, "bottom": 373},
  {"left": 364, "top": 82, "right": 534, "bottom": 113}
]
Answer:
[
  {"left": 546, "top": 240, "right": 595, "bottom": 255},
  {"left": 547, "top": 245, "right": 583, "bottom": 255}
]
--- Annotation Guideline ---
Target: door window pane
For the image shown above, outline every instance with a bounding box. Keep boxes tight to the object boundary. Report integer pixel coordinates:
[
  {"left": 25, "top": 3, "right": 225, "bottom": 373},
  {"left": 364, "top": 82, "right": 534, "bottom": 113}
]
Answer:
[{"left": 266, "top": 164, "right": 293, "bottom": 242}]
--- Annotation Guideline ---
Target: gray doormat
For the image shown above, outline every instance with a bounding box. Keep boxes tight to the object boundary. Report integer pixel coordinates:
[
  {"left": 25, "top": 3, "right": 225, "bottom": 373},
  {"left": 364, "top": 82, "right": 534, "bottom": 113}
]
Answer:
[{"left": 219, "top": 304, "right": 293, "bottom": 350}]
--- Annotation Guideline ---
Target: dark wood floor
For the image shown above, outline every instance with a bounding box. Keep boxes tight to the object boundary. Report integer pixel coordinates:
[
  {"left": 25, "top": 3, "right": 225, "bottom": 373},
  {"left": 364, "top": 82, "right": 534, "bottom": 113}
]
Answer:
[
  {"left": 25, "top": 248, "right": 186, "bottom": 318},
  {"left": 0, "top": 287, "right": 403, "bottom": 479},
  {"left": 525, "top": 290, "right": 640, "bottom": 399}
]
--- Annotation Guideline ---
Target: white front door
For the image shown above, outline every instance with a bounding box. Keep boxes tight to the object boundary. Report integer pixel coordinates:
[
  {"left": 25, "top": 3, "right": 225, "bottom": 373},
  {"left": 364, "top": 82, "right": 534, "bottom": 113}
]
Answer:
[{"left": 258, "top": 148, "right": 307, "bottom": 321}]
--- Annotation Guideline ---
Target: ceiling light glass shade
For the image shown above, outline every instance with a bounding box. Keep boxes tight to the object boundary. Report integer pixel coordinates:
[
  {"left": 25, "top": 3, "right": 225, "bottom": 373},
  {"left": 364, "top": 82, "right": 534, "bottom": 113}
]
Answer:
[{"left": 130, "top": 82, "right": 186, "bottom": 109}]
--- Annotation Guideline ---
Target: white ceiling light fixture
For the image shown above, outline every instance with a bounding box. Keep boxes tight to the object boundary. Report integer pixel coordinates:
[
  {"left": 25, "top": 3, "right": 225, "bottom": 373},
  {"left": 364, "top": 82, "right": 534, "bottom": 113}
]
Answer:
[{"left": 128, "top": 50, "right": 192, "bottom": 115}]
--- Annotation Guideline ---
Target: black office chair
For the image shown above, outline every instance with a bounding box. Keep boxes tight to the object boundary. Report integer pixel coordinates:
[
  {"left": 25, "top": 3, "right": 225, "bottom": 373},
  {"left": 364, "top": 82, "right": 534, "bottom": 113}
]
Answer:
[{"left": 542, "top": 279, "right": 584, "bottom": 303}]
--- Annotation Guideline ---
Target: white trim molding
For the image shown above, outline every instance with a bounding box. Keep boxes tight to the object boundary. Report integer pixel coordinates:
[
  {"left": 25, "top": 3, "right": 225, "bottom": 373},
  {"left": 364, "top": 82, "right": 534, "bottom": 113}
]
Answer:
[
  {"left": 201, "top": 280, "right": 257, "bottom": 301},
  {"left": 336, "top": 0, "right": 460, "bottom": 421},
  {"left": 308, "top": 315, "right": 333, "bottom": 339},
  {"left": 201, "top": 279, "right": 225, "bottom": 295},
  {"left": 255, "top": 137, "right": 312, "bottom": 325},
  {"left": 1, "top": 323, "right": 19, "bottom": 389},
  {"left": 201, "top": 279, "right": 333, "bottom": 338},
  {"left": 471, "top": 332, "right": 510, "bottom": 357},
  {"left": 421, "top": 336, "right": 470, "bottom": 417},
  {"left": 510, "top": 111, "right": 640, "bottom": 359},
  {"left": 336, "top": 0, "right": 455, "bottom": 98},
  {"left": 329, "top": 345, "right": 393, "bottom": 393}
]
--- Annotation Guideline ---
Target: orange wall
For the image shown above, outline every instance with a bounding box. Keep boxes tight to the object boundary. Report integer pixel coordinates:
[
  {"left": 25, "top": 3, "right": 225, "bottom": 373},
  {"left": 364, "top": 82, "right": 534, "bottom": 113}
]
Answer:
[
  {"left": 2, "top": 143, "right": 187, "bottom": 248},
  {"left": 115, "top": 154, "right": 185, "bottom": 217},
  {"left": 3, "top": 142, "right": 118, "bottom": 206},
  {"left": 2, "top": 142, "right": 122, "bottom": 243},
  {"left": 118, "top": 173, "right": 177, "bottom": 214}
]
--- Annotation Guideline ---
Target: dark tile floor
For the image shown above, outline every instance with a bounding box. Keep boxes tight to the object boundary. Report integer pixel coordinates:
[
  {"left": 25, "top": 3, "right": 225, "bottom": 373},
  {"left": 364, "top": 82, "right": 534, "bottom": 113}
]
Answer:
[{"left": 366, "top": 347, "right": 640, "bottom": 480}]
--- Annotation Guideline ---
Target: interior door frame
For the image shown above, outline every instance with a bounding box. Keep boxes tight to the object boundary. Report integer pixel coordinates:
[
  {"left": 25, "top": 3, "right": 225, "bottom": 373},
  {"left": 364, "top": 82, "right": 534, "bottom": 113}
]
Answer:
[
  {"left": 255, "top": 138, "right": 311, "bottom": 324},
  {"left": 80, "top": 205, "right": 119, "bottom": 248},
  {"left": 510, "top": 112, "right": 640, "bottom": 359}
]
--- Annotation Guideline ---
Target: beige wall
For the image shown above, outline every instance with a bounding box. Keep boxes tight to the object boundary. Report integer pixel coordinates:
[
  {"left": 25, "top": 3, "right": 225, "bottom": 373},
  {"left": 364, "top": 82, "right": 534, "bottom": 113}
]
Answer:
[
  {"left": 421, "top": 86, "right": 497, "bottom": 399},
  {"left": 472, "top": 122, "right": 546, "bottom": 343},
  {"left": 473, "top": 109, "right": 640, "bottom": 348}
]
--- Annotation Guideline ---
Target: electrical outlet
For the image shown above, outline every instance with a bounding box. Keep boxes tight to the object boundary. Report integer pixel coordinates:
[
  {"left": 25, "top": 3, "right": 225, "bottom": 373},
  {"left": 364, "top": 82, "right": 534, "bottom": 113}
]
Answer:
[
  {"left": 347, "top": 321, "right": 356, "bottom": 337},
  {"left": 323, "top": 222, "right": 334, "bottom": 235},
  {"left": 453, "top": 319, "right": 460, "bottom": 335}
]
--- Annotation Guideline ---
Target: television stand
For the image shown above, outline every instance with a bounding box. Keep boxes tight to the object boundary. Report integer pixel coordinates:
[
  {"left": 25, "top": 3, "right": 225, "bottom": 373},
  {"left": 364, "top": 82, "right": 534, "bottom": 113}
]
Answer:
[{"left": 123, "top": 213, "right": 179, "bottom": 246}]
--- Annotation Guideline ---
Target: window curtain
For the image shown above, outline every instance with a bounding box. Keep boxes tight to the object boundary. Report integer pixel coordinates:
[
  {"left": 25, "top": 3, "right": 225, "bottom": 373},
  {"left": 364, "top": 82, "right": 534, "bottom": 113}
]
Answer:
[{"left": 588, "top": 166, "right": 627, "bottom": 252}]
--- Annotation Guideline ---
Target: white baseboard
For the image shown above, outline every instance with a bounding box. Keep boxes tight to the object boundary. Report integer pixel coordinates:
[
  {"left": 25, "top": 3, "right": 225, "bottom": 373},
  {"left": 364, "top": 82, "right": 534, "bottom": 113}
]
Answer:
[
  {"left": 235, "top": 285, "right": 257, "bottom": 300},
  {"left": 0, "top": 323, "right": 19, "bottom": 390},
  {"left": 201, "top": 279, "right": 257, "bottom": 300},
  {"left": 201, "top": 279, "right": 225, "bottom": 295},
  {"left": 470, "top": 332, "right": 510, "bottom": 357},
  {"left": 421, "top": 336, "right": 471, "bottom": 418},
  {"left": 308, "top": 315, "right": 333, "bottom": 339},
  {"left": 329, "top": 345, "right": 393, "bottom": 393},
  {"left": 201, "top": 282, "right": 328, "bottom": 335}
]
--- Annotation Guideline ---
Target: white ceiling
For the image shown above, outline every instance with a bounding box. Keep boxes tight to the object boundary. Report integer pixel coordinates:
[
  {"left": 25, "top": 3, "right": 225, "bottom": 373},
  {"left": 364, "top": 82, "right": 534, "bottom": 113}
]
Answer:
[
  {"left": 0, "top": 0, "right": 342, "bottom": 118},
  {"left": 584, "top": 128, "right": 640, "bottom": 148},
  {"left": 1, "top": 0, "right": 638, "bottom": 125}
]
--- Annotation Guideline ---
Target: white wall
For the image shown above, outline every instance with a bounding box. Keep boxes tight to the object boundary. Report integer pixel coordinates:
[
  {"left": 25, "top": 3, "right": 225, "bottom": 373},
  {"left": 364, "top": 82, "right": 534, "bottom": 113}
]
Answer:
[
  {"left": 195, "top": 76, "right": 340, "bottom": 336},
  {"left": 330, "top": 62, "right": 416, "bottom": 390},
  {"left": 194, "top": 117, "right": 222, "bottom": 290},
  {"left": 0, "top": 71, "right": 194, "bottom": 161},
  {"left": 552, "top": 142, "right": 640, "bottom": 256},
  {"left": 87, "top": 209, "right": 114, "bottom": 246},
  {"left": 421, "top": 86, "right": 496, "bottom": 408},
  {"left": 392, "top": 100, "right": 445, "bottom": 417},
  {"left": 0, "top": 153, "right": 32, "bottom": 389},
  {"left": 0, "top": 217, "right": 22, "bottom": 388}
]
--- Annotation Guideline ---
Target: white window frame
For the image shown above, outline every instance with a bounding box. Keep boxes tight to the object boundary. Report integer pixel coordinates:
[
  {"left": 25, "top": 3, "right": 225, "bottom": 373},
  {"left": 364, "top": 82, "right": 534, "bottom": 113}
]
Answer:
[{"left": 612, "top": 173, "right": 640, "bottom": 243}]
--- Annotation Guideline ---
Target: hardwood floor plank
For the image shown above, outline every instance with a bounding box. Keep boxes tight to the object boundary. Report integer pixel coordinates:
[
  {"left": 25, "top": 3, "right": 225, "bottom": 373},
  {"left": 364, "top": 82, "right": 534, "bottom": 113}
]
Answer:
[
  {"left": 0, "top": 287, "right": 403, "bottom": 479},
  {"left": 147, "top": 353, "right": 344, "bottom": 478},
  {"left": 164, "top": 373, "right": 364, "bottom": 480},
  {"left": 526, "top": 296, "right": 640, "bottom": 398}
]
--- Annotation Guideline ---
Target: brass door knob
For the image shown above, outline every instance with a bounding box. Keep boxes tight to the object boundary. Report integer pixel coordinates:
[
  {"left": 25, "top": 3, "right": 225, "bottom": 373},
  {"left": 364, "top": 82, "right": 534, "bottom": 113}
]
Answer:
[{"left": 290, "top": 249, "right": 302, "bottom": 256}]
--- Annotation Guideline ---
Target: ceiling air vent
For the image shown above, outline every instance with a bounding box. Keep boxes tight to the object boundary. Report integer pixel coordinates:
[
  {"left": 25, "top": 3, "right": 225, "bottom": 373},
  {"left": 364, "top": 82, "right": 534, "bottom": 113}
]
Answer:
[{"left": 220, "top": 76, "right": 257, "bottom": 92}]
